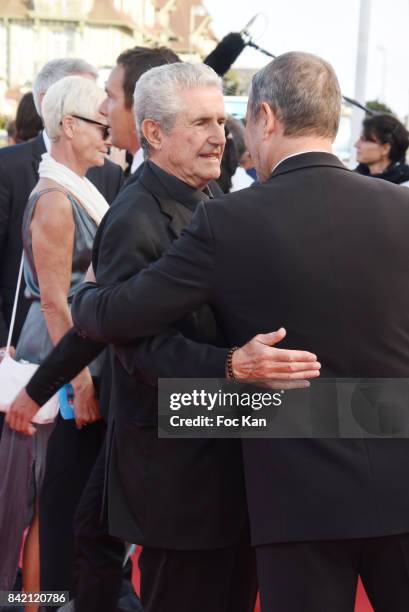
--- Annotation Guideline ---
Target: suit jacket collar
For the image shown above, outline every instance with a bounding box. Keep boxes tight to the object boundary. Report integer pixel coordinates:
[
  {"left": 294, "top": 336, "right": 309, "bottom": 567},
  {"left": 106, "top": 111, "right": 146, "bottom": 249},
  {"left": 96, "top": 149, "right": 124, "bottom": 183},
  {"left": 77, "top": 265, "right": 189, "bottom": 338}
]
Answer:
[
  {"left": 30, "top": 133, "right": 47, "bottom": 180},
  {"left": 269, "top": 151, "right": 349, "bottom": 180},
  {"left": 138, "top": 160, "right": 210, "bottom": 238},
  {"left": 30, "top": 132, "right": 46, "bottom": 162},
  {"left": 122, "top": 161, "right": 144, "bottom": 189}
]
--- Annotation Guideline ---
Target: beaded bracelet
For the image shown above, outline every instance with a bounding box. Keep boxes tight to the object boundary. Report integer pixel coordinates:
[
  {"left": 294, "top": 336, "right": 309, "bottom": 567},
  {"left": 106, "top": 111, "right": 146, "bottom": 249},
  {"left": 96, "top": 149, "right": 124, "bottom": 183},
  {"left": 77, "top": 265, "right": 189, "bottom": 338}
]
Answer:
[{"left": 226, "top": 346, "right": 239, "bottom": 381}]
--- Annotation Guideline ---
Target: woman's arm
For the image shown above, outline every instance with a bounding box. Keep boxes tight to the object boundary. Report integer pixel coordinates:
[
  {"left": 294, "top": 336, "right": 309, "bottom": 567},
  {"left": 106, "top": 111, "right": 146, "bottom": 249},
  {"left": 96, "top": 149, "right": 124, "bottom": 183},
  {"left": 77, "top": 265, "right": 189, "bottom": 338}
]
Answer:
[
  {"left": 31, "top": 190, "right": 75, "bottom": 343},
  {"left": 30, "top": 190, "right": 100, "bottom": 427}
]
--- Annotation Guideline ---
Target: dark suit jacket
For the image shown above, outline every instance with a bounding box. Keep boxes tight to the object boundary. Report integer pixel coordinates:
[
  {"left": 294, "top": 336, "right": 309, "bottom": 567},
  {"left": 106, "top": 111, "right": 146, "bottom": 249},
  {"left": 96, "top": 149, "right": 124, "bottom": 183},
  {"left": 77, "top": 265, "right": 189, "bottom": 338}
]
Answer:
[
  {"left": 27, "top": 161, "right": 247, "bottom": 549},
  {"left": 0, "top": 133, "right": 123, "bottom": 346},
  {"left": 73, "top": 152, "right": 409, "bottom": 545}
]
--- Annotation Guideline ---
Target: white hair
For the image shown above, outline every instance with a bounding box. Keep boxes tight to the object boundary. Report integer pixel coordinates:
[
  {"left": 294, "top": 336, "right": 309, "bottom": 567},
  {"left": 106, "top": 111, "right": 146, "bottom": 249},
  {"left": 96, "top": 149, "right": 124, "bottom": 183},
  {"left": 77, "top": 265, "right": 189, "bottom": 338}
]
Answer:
[
  {"left": 42, "top": 75, "right": 105, "bottom": 141},
  {"left": 33, "top": 58, "right": 98, "bottom": 116},
  {"left": 133, "top": 62, "right": 222, "bottom": 156}
]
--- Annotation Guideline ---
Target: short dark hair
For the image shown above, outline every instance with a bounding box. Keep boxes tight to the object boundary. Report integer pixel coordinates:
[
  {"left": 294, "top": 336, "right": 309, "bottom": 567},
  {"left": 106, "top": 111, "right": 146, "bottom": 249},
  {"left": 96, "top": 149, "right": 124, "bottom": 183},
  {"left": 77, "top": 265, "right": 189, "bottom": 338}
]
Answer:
[
  {"left": 15, "top": 92, "right": 43, "bottom": 143},
  {"left": 116, "top": 46, "right": 180, "bottom": 109},
  {"left": 362, "top": 114, "right": 409, "bottom": 164}
]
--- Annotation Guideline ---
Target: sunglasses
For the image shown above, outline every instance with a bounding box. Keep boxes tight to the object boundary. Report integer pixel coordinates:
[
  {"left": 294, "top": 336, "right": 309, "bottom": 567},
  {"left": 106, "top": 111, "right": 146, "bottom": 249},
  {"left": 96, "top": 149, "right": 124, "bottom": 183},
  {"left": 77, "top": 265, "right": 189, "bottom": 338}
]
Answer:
[{"left": 70, "top": 114, "right": 110, "bottom": 140}]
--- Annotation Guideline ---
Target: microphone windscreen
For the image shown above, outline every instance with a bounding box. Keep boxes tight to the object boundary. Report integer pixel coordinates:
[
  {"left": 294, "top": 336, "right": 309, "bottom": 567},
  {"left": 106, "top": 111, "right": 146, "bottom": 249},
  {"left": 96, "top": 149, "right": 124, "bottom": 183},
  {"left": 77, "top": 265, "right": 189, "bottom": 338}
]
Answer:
[{"left": 204, "top": 33, "right": 246, "bottom": 77}]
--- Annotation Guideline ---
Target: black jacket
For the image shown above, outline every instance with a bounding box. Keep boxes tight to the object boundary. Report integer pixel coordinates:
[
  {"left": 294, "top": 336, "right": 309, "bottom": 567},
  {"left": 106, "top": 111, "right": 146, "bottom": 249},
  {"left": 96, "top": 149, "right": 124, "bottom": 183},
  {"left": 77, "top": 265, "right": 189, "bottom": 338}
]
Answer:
[
  {"left": 73, "top": 152, "right": 409, "bottom": 545},
  {"left": 355, "top": 160, "right": 409, "bottom": 185},
  {"left": 0, "top": 133, "right": 123, "bottom": 345},
  {"left": 27, "top": 161, "right": 247, "bottom": 549}
]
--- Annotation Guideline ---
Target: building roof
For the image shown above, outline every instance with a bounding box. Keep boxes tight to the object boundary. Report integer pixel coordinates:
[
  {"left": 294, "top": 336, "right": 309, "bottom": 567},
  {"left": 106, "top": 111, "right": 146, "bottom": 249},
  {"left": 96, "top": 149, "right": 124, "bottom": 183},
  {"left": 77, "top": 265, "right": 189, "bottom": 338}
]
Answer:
[
  {"left": 169, "top": 0, "right": 217, "bottom": 55},
  {"left": 0, "top": 0, "right": 134, "bottom": 27},
  {"left": 0, "top": 0, "right": 28, "bottom": 19},
  {"left": 154, "top": 0, "right": 175, "bottom": 9},
  {"left": 141, "top": 22, "right": 169, "bottom": 39},
  {"left": 0, "top": 0, "right": 217, "bottom": 53},
  {"left": 86, "top": 0, "right": 136, "bottom": 31}
]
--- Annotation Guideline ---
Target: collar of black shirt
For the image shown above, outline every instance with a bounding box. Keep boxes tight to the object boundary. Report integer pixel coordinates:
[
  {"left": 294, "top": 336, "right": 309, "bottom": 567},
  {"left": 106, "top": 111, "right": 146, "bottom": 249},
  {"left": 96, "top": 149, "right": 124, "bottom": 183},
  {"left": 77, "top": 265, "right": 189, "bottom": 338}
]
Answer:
[{"left": 147, "top": 160, "right": 213, "bottom": 212}]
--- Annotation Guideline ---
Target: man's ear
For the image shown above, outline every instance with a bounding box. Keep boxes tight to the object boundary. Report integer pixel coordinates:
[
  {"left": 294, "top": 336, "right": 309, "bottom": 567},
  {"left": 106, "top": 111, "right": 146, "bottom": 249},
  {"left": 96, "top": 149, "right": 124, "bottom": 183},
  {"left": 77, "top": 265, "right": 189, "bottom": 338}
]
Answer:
[
  {"left": 38, "top": 92, "right": 45, "bottom": 117},
  {"left": 141, "top": 119, "right": 163, "bottom": 151},
  {"left": 260, "top": 102, "right": 276, "bottom": 138}
]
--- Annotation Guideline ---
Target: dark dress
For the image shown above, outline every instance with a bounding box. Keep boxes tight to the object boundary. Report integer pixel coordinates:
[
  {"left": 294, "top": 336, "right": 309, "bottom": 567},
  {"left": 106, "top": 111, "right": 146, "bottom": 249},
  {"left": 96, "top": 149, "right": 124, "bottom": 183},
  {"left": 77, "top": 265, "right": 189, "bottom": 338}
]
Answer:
[{"left": 0, "top": 187, "right": 100, "bottom": 591}]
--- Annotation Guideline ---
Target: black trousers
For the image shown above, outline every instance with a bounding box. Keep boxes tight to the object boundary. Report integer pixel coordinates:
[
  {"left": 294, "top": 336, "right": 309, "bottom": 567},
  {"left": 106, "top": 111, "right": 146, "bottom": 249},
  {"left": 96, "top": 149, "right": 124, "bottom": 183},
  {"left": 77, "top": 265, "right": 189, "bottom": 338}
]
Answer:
[
  {"left": 139, "top": 531, "right": 257, "bottom": 612},
  {"left": 39, "top": 415, "right": 106, "bottom": 596},
  {"left": 73, "top": 440, "right": 140, "bottom": 612},
  {"left": 74, "top": 438, "right": 257, "bottom": 612},
  {"left": 256, "top": 533, "right": 409, "bottom": 612},
  {"left": 39, "top": 416, "right": 140, "bottom": 612}
]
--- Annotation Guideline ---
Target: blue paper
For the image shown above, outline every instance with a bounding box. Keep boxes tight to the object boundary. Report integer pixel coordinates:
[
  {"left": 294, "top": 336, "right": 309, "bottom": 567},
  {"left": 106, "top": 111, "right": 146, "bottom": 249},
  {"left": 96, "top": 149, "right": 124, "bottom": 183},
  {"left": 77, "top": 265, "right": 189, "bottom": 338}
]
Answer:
[{"left": 58, "top": 383, "right": 75, "bottom": 420}]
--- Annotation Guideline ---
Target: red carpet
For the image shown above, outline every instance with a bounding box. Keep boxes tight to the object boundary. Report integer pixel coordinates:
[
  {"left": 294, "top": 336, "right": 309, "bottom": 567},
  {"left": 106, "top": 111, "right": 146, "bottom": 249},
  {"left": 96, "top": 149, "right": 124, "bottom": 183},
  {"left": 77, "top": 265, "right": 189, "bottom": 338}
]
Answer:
[
  {"left": 253, "top": 583, "right": 373, "bottom": 612},
  {"left": 355, "top": 580, "right": 374, "bottom": 612},
  {"left": 131, "top": 550, "right": 374, "bottom": 611}
]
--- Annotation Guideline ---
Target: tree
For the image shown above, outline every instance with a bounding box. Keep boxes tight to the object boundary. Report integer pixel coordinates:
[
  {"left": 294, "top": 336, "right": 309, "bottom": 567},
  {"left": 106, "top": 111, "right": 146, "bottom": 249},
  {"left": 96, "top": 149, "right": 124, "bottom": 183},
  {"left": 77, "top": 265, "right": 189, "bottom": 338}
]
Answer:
[
  {"left": 0, "top": 115, "right": 9, "bottom": 129},
  {"left": 223, "top": 70, "right": 240, "bottom": 96},
  {"left": 365, "top": 99, "right": 395, "bottom": 116}
]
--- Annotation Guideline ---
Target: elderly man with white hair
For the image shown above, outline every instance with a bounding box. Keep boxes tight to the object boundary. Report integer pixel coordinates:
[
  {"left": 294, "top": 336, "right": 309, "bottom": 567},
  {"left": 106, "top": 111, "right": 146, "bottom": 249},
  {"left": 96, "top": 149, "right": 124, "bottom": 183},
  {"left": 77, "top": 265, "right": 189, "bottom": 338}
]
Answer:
[{"left": 8, "top": 61, "right": 320, "bottom": 612}]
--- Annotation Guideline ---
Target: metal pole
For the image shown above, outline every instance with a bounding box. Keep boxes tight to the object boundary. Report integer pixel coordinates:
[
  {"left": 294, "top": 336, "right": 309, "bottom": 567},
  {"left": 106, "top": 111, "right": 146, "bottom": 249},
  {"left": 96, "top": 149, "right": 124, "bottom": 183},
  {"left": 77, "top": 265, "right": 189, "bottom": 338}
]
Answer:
[{"left": 349, "top": 0, "right": 372, "bottom": 166}]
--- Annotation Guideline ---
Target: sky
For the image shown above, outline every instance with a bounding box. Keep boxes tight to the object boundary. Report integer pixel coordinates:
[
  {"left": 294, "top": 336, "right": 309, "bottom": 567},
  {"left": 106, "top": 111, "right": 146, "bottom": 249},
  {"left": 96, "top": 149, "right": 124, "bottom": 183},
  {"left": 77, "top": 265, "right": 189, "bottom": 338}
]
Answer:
[{"left": 204, "top": 0, "right": 409, "bottom": 120}]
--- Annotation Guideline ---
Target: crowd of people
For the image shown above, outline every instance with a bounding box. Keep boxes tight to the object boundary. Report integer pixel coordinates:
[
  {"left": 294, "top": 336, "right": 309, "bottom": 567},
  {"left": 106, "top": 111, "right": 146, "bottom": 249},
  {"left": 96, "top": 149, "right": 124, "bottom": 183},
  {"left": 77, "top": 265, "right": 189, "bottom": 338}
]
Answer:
[{"left": 0, "top": 43, "right": 409, "bottom": 612}]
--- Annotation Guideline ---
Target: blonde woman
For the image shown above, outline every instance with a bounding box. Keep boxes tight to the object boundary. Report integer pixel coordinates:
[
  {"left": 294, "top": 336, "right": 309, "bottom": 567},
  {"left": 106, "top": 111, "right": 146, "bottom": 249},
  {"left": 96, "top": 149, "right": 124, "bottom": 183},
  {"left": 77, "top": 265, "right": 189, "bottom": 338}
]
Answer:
[{"left": 0, "top": 75, "right": 110, "bottom": 606}]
